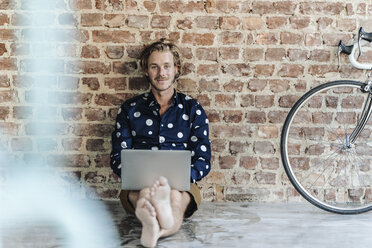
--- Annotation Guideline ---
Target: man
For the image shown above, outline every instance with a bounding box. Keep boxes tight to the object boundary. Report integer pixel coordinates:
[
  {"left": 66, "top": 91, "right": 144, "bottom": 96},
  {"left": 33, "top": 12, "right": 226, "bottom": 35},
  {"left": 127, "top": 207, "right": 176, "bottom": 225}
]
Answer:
[{"left": 110, "top": 39, "right": 211, "bottom": 248}]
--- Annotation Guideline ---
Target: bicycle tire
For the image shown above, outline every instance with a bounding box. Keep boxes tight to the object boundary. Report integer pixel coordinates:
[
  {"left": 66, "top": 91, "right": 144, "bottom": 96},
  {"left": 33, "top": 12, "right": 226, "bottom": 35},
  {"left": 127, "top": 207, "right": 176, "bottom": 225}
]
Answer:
[{"left": 281, "top": 80, "right": 372, "bottom": 214}]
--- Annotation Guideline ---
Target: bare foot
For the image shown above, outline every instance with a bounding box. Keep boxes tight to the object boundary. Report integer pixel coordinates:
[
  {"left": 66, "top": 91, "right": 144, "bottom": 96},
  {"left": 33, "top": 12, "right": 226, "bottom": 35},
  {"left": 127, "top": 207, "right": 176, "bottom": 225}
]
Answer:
[
  {"left": 135, "top": 198, "right": 160, "bottom": 248},
  {"left": 150, "top": 176, "right": 174, "bottom": 230}
]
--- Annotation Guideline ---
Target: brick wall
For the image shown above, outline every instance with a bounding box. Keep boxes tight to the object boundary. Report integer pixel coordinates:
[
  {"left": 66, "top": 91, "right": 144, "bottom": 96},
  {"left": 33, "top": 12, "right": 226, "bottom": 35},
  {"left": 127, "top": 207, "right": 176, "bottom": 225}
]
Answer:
[{"left": 1, "top": 0, "right": 372, "bottom": 201}]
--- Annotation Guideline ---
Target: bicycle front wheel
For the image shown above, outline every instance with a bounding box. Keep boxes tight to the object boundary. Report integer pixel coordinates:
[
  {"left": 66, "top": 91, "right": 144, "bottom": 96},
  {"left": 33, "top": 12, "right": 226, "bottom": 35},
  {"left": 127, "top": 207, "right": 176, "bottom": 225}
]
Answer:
[{"left": 281, "top": 80, "right": 372, "bottom": 214}]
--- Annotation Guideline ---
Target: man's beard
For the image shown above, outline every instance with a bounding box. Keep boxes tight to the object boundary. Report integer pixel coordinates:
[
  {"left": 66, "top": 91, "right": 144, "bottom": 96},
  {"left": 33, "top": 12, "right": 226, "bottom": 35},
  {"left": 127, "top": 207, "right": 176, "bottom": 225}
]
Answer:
[{"left": 148, "top": 77, "right": 176, "bottom": 92}]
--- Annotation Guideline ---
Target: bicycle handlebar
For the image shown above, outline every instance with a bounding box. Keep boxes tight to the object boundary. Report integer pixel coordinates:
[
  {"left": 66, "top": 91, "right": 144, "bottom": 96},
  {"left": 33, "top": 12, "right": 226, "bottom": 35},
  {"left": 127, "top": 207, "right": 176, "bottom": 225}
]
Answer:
[{"left": 338, "top": 27, "right": 372, "bottom": 70}]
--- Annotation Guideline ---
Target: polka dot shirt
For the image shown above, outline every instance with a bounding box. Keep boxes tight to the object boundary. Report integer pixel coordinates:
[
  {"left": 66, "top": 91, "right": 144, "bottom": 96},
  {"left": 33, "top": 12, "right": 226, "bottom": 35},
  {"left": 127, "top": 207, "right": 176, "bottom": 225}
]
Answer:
[{"left": 110, "top": 90, "right": 211, "bottom": 183}]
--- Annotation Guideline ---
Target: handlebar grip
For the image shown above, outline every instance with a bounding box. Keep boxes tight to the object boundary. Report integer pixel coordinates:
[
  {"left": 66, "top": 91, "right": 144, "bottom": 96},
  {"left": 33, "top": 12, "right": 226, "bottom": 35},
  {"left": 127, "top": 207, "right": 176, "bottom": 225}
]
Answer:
[{"left": 359, "top": 27, "right": 372, "bottom": 42}]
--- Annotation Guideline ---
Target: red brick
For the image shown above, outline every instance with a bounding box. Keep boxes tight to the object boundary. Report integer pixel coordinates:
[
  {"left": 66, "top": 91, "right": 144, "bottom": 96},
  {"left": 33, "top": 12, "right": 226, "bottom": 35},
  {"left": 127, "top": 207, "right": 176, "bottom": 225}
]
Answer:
[
  {"left": 85, "top": 171, "right": 106, "bottom": 183},
  {"left": 105, "top": 46, "right": 124, "bottom": 59},
  {"left": 248, "top": 79, "right": 267, "bottom": 92},
  {"left": 95, "top": 93, "right": 130, "bottom": 106},
  {"left": 245, "top": 48, "right": 264, "bottom": 61},
  {"left": 254, "top": 64, "right": 275, "bottom": 77},
  {"left": 195, "top": 16, "right": 219, "bottom": 29},
  {"left": 280, "top": 32, "right": 303, "bottom": 45},
  {"left": 215, "top": 94, "right": 236, "bottom": 107},
  {"left": 196, "top": 48, "right": 217, "bottom": 61},
  {"left": 0, "top": 13, "right": 9, "bottom": 26},
  {"left": 127, "top": 45, "right": 143, "bottom": 59},
  {"left": 82, "top": 77, "right": 100, "bottom": 91},
  {"left": 254, "top": 141, "right": 275, "bottom": 154},
  {"left": 229, "top": 141, "right": 249, "bottom": 154},
  {"left": 151, "top": 15, "right": 171, "bottom": 29},
  {"left": 182, "top": 33, "right": 215, "bottom": 45},
  {"left": 0, "top": 29, "right": 15, "bottom": 41},
  {"left": 218, "top": 31, "right": 243, "bottom": 44},
  {"left": 240, "top": 94, "right": 254, "bottom": 107},
  {"left": 223, "top": 110, "right": 243, "bottom": 123},
  {"left": 265, "top": 48, "right": 285, "bottom": 61},
  {"left": 219, "top": 16, "right": 241, "bottom": 30},
  {"left": 255, "top": 171, "right": 276, "bottom": 184},
  {"left": 197, "top": 64, "right": 219, "bottom": 76},
  {"left": 199, "top": 78, "right": 219, "bottom": 92},
  {"left": 219, "top": 155, "right": 236, "bottom": 169},
  {"left": 66, "top": 61, "right": 110, "bottom": 74},
  {"left": 86, "top": 139, "right": 105, "bottom": 151},
  {"left": 127, "top": 15, "right": 148, "bottom": 29},
  {"left": 240, "top": 156, "right": 258, "bottom": 170},
  {"left": 246, "top": 111, "right": 266, "bottom": 123},
  {"left": 289, "top": 16, "right": 310, "bottom": 29},
  {"left": 181, "top": 62, "right": 195, "bottom": 76},
  {"left": 177, "top": 18, "right": 193, "bottom": 30},
  {"left": 103, "top": 14, "right": 125, "bottom": 28},
  {"left": 205, "top": 171, "right": 226, "bottom": 185},
  {"left": 0, "top": 58, "right": 17, "bottom": 70},
  {"left": 92, "top": 30, "right": 135, "bottom": 43},
  {"left": 222, "top": 63, "right": 252, "bottom": 77},
  {"left": 71, "top": 0, "right": 92, "bottom": 9},
  {"left": 219, "top": 47, "right": 240, "bottom": 60},
  {"left": 317, "top": 17, "right": 333, "bottom": 30},
  {"left": 73, "top": 123, "right": 113, "bottom": 137},
  {"left": 255, "top": 95, "right": 274, "bottom": 108},
  {"left": 144, "top": 1, "right": 156, "bottom": 12},
  {"left": 0, "top": 106, "right": 9, "bottom": 120},
  {"left": 278, "top": 64, "right": 304, "bottom": 78},
  {"left": 113, "top": 61, "right": 137, "bottom": 75},
  {"left": 104, "top": 77, "right": 127, "bottom": 90},
  {"left": 81, "top": 13, "right": 102, "bottom": 26},
  {"left": 211, "top": 124, "right": 254, "bottom": 138},
  {"left": 242, "top": 17, "right": 263, "bottom": 30},
  {"left": 310, "top": 49, "right": 330, "bottom": 62},
  {"left": 177, "top": 78, "right": 197, "bottom": 92},
  {"left": 258, "top": 126, "right": 278, "bottom": 138},
  {"left": 308, "top": 65, "right": 338, "bottom": 77},
  {"left": 305, "top": 33, "right": 322, "bottom": 46},
  {"left": 337, "top": 19, "right": 357, "bottom": 31},
  {"left": 195, "top": 94, "right": 211, "bottom": 107},
  {"left": 232, "top": 172, "right": 251, "bottom": 185},
  {"left": 129, "top": 77, "right": 149, "bottom": 91},
  {"left": 159, "top": 1, "right": 203, "bottom": 13},
  {"left": 266, "top": 16, "right": 287, "bottom": 29},
  {"left": 0, "top": 75, "right": 9, "bottom": 87},
  {"left": 300, "top": 2, "right": 344, "bottom": 15},
  {"left": 278, "top": 95, "right": 299, "bottom": 108},
  {"left": 287, "top": 49, "right": 308, "bottom": 61},
  {"left": 125, "top": 0, "right": 137, "bottom": 9},
  {"left": 256, "top": 32, "right": 278, "bottom": 45},
  {"left": 268, "top": 111, "right": 287, "bottom": 123},
  {"left": 269, "top": 79, "right": 290, "bottom": 93},
  {"left": 0, "top": 90, "right": 16, "bottom": 102},
  {"left": 81, "top": 45, "right": 100, "bottom": 58},
  {"left": 223, "top": 79, "right": 244, "bottom": 92}
]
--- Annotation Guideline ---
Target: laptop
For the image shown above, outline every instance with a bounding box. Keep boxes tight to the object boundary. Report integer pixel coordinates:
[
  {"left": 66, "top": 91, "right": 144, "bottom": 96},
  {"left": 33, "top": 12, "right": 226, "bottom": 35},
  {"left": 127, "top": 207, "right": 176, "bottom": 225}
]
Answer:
[{"left": 121, "top": 149, "right": 191, "bottom": 191}]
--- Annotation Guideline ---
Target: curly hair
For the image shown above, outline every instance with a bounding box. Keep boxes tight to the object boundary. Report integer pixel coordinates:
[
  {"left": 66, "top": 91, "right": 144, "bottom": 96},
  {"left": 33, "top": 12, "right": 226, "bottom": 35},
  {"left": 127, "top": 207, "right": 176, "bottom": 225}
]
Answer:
[{"left": 140, "top": 38, "right": 182, "bottom": 79}]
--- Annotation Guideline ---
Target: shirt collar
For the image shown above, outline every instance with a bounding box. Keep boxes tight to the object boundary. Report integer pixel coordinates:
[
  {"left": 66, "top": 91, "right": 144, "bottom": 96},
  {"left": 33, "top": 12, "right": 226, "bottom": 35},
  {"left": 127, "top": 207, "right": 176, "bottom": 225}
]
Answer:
[{"left": 146, "top": 89, "right": 179, "bottom": 107}]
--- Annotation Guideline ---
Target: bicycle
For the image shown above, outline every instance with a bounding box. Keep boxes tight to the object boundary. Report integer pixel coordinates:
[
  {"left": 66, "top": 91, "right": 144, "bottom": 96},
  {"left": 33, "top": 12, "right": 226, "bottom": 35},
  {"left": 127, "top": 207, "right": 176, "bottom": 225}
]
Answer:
[{"left": 280, "top": 27, "right": 372, "bottom": 214}]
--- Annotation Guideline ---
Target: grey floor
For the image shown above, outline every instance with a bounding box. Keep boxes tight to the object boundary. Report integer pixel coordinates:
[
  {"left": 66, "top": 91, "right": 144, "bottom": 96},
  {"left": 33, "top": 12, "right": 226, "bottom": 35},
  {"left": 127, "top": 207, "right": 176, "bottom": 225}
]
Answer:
[
  {"left": 112, "top": 201, "right": 372, "bottom": 248},
  {"left": 3, "top": 201, "right": 372, "bottom": 247}
]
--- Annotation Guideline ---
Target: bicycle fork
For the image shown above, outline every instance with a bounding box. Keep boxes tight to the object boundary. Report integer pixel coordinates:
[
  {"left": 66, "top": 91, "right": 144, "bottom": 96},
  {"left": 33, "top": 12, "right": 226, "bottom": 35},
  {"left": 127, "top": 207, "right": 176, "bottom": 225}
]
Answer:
[{"left": 348, "top": 81, "right": 372, "bottom": 146}]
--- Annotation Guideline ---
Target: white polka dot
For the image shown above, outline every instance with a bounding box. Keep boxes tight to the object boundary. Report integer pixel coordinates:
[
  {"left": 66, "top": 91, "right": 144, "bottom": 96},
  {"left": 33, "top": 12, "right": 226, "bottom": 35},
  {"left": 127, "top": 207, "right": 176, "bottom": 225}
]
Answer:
[
  {"left": 184, "top": 143, "right": 188, "bottom": 148},
  {"left": 151, "top": 146, "right": 158, "bottom": 150},
  {"left": 191, "top": 164, "right": 194, "bottom": 167},
  {"left": 194, "top": 125, "right": 200, "bottom": 129},
  {"left": 146, "top": 119, "right": 153, "bottom": 126},
  {"left": 200, "top": 171, "right": 203, "bottom": 176},
  {"left": 206, "top": 165, "right": 209, "bottom": 169},
  {"left": 153, "top": 111, "right": 158, "bottom": 116},
  {"left": 196, "top": 109, "right": 201, "bottom": 115},
  {"left": 185, "top": 96, "right": 192, "bottom": 100},
  {"left": 191, "top": 136, "right": 198, "bottom": 142},
  {"left": 177, "top": 132, "right": 183, "bottom": 138},
  {"left": 159, "top": 136, "right": 165, "bottom": 143},
  {"left": 198, "top": 157, "right": 205, "bottom": 161},
  {"left": 116, "top": 122, "right": 121, "bottom": 129},
  {"left": 201, "top": 145, "right": 207, "bottom": 152},
  {"left": 172, "top": 143, "right": 176, "bottom": 147},
  {"left": 121, "top": 141, "right": 127, "bottom": 148},
  {"left": 178, "top": 104, "right": 183, "bottom": 109},
  {"left": 148, "top": 131, "right": 153, "bottom": 135},
  {"left": 116, "top": 132, "right": 121, "bottom": 138},
  {"left": 118, "top": 108, "right": 122, "bottom": 114},
  {"left": 130, "top": 102, "right": 136, "bottom": 106},
  {"left": 168, "top": 123, "right": 173, "bottom": 128},
  {"left": 118, "top": 163, "right": 122, "bottom": 169},
  {"left": 205, "top": 119, "right": 209, "bottom": 124},
  {"left": 144, "top": 93, "right": 149, "bottom": 97},
  {"left": 182, "top": 114, "right": 189, "bottom": 121},
  {"left": 191, "top": 151, "right": 195, "bottom": 156},
  {"left": 134, "top": 112, "right": 141, "bottom": 118},
  {"left": 132, "top": 131, "right": 136, "bottom": 136},
  {"left": 203, "top": 130, "right": 207, "bottom": 136},
  {"left": 112, "top": 160, "right": 115, "bottom": 164}
]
